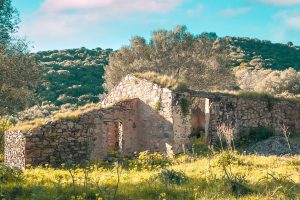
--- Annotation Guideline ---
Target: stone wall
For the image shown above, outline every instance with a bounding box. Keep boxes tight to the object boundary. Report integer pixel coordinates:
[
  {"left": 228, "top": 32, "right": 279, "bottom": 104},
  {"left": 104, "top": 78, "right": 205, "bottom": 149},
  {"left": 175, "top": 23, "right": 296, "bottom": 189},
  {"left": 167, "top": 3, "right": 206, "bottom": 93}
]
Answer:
[
  {"left": 6, "top": 74, "right": 299, "bottom": 169},
  {"left": 205, "top": 94, "right": 300, "bottom": 143},
  {"left": 4, "top": 131, "right": 26, "bottom": 168},
  {"left": 101, "top": 75, "right": 191, "bottom": 152},
  {"left": 5, "top": 75, "right": 193, "bottom": 168},
  {"left": 172, "top": 93, "right": 192, "bottom": 152},
  {"left": 5, "top": 99, "right": 140, "bottom": 168}
]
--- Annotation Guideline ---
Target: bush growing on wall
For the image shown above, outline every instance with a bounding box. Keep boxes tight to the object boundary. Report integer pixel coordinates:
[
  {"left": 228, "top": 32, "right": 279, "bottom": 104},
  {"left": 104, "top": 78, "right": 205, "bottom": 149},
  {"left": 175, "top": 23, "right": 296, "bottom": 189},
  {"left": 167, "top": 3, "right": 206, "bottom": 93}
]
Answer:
[{"left": 180, "top": 97, "right": 190, "bottom": 116}]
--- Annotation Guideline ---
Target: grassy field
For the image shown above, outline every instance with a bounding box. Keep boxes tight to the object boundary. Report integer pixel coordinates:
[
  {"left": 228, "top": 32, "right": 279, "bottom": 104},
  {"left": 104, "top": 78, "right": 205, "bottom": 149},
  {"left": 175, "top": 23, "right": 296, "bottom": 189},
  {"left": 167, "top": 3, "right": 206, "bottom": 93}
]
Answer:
[{"left": 0, "top": 151, "right": 299, "bottom": 200}]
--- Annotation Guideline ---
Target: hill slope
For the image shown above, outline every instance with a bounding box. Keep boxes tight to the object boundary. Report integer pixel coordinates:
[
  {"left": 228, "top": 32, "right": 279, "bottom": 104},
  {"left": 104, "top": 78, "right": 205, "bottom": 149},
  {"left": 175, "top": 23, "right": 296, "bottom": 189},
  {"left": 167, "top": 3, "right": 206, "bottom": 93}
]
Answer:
[
  {"left": 228, "top": 37, "right": 300, "bottom": 70},
  {"left": 34, "top": 38, "right": 300, "bottom": 107},
  {"left": 33, "top": 47, "right": 112, "bottom": 106},
  {"left": 15, "top": 38, "right": 299, "bottom": 121}
]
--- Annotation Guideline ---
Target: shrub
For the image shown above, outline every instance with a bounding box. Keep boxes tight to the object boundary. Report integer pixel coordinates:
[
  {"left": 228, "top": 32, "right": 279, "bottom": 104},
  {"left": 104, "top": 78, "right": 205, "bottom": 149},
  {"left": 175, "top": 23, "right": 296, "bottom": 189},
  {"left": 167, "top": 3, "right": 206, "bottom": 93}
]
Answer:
[
  {"left": 174, "top": 82, "right": 188, "bottom": 91},
  {"left": 156, "top": 169, "right": 188, "bottom": 185},
  {"left": 180, "top": 97, "right": 189, "bottom": 116},
  {"left": 191, "top": 136, "right": 210, "bottom": 155},
  {"left": 134, "top": 72, "right": 188, "bottom": 91},
  {"left": 216, "top": 123, "right": 235, "bottom": 151},
  {"left": 0, "top": 118, "right": 12, "bottom": 153},
  {"left": 238, "top": 91, "right": 275, "bottom": 102},
  {"left": 135, "top": 151, "right": 170, "bottom": 170},
  {"left": 235, "top": 68, "right": 300, "bottom": 96},
  {"left": 236, "top": 126, "right": 275, "bottom": 147},
  {"left": 248, "top": 127, "right": 274, "bottom": 142},
  {"left": 0, "top": 164, "right": 22, "bottom": 184},
  {"left": 216, "top": 152, "right": 251, "bottom": 196},
  {"left": 153, "top": 101, "right": 161, "bottom": 111}
]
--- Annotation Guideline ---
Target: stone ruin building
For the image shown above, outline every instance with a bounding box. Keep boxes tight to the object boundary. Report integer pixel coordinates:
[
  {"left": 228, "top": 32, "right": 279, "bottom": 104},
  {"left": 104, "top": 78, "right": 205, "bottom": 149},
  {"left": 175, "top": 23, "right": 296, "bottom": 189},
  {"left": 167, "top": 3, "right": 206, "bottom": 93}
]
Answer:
[{"left": 5, "top": 74, "right": 300, "bottom": 168}]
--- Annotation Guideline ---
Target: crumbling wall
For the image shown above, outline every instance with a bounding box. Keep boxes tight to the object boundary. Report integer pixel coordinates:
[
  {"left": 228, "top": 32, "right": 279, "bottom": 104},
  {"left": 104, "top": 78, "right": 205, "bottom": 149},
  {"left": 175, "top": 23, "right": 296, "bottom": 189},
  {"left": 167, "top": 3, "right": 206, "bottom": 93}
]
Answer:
[
  {"left": 102, "top": 75, "right": 174, "bottom": 152},
  {"left": 172, "top": 93, "right": 192, "bottom": 152},
  {"left": 101, "top": 75, "right": 191, "bottom": 153},
  {"left": 5, "top": 99, "right": 139, "bottom": 168},
  {"left": 206, "top": 95, "right": 300, "bottom": 143},
  {"left": 4, "top": 131, "right": 26, "bottom": 168}
]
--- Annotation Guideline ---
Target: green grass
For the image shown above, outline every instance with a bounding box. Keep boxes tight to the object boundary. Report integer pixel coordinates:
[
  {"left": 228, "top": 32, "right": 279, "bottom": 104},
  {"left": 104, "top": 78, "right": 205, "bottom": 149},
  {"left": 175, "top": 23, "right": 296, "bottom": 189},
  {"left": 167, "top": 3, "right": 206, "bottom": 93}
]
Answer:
[{"left": 0, "top": 152, "right": 299, "bottom": 200}]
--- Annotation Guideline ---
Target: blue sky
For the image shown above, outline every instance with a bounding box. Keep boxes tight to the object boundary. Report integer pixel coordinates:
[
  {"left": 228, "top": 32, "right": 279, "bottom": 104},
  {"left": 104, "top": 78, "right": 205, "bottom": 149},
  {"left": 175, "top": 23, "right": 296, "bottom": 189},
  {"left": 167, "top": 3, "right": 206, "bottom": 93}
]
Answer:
[{"left": 13, "top": 0, "right": 300, "bottom": 52}]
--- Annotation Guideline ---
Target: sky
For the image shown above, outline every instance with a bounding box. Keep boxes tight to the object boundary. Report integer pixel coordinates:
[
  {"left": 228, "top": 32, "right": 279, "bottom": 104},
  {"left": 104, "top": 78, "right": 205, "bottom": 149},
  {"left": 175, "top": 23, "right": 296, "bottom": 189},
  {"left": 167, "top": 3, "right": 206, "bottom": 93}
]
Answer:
[{"left": 13, "top": 0, "right": 300, "bottom": 52}]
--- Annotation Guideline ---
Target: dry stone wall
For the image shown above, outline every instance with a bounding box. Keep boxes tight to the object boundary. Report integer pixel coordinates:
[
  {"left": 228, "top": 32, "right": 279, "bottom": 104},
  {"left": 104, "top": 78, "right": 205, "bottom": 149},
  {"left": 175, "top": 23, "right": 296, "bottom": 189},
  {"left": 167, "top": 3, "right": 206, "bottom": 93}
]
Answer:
[
  {"left": 6, "top": 74, "right": 300, "bottom": 169},
  {"left": 4, "top": 131, "right": 26, "bottom": 168},
  {"left": 5, "top": 99, "right": 140, "bottom": 168},
  {"left": 206, "top": 95, "right": 300, "bottom": 143},
  {"left": 101, "top": 75, "right": 191, "bottom": 153},
  {"left": 172, "top": 93, "right": 192, "bottom": 152}
]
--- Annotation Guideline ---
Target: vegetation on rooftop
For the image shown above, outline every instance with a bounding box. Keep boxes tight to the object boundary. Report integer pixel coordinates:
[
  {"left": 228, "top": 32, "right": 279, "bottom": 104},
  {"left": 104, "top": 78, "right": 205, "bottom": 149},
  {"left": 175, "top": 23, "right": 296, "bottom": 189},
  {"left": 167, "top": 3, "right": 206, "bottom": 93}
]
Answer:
[
  {"left": 134, "top": 72, "right": 188, "bottom": 90},
  {"left": 8, "top": 103, "right": 102, "bottom": 132}
]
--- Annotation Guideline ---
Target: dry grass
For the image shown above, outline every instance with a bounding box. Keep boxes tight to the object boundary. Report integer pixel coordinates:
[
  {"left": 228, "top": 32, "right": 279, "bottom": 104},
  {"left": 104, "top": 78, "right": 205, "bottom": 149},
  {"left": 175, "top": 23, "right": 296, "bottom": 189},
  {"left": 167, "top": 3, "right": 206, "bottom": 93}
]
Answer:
[
  {"left": 134, "top": 72, "right": 188, "bottom": 90},
  {"left": 9, "top": 103, "right": 102, "bottom": 132},
  {"left": 9, "top": 97, "right": 138, "bottom": 132},
  {"left": 212, "top": 90, "right": 300, "bottom": 102}
]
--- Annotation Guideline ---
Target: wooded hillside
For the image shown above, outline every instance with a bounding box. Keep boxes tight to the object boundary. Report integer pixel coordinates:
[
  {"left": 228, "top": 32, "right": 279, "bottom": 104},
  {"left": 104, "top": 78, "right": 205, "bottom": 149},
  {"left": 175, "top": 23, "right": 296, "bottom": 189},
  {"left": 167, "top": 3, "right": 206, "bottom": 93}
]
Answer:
[
  {"left": 34, "top": 47, "right": 112, "bottom": 106},
  {"left": 15, "top": 34, "right": 299, "bottom": 121}
]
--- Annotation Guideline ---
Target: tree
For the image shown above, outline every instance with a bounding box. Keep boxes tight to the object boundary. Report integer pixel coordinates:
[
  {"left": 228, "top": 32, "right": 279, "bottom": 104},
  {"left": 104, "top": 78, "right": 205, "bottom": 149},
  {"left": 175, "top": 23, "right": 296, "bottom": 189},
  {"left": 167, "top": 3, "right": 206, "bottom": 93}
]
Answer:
[
  {"left": 287, "top": 41, "right": 293, "bottom": 47},
  {"left": 104, "top": 25, "right": 235, "bottom": 91},
  {"left": 0, "top": 0, "right": 42, "bottom": 116},
  {"left": 0, "top": 0, "right": 19, "bottom": 49}
]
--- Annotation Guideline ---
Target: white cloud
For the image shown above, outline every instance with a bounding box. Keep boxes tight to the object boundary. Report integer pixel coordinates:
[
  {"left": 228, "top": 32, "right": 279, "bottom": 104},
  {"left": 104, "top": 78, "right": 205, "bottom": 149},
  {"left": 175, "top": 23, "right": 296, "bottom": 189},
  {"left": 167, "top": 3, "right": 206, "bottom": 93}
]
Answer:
[
  {"left": 274, "top": 10, "right": 300, "bottom": 30},
  {"left": 253, "top": 0, "right": 300, "bottom": 5},
  {"left": 187, "top": 4, "right": 204, "bottom": 16},
  {"left": 220, "top": 7, "right": 251, "bottom": 17},
  {"left": 40, "top": 0, "right": 183, "bottom": 14},
  {"left": 19, "top": 0, "right": 185, "bottom": 50},
  {"left": 267, "top": 9, "right": 300, "bottom": 44},
  {"left": 285, "top": 14, "right": 300, "bottom": 30}
]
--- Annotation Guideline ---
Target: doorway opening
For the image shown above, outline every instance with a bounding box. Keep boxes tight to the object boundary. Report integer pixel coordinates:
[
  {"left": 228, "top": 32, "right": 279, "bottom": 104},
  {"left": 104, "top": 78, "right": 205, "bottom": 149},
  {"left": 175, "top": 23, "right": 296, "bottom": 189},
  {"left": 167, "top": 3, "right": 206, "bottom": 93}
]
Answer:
[
  {"left": 191, "top": 107, "right": 206, "bottom": 138},
  {"left": 190, "top": 97, "right": 210, "bottom": 141},
  {"left": 105, "top": 121, "right": 123, "bottom": 153}
]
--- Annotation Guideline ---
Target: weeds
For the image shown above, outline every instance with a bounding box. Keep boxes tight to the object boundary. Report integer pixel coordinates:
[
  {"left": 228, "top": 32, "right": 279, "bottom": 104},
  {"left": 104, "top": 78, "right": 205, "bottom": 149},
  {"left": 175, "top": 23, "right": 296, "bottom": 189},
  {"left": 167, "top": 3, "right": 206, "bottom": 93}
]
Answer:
[
  {"left": 0, "top": 152, "right": 299, "bottom": 199},
  {"left": 236, "top": 126, "right": 275, "bottom": 147},
  {"left": 134, "top": 72, "right": 187, "bottom": 91},
  {"left": 132, "top": 151, "right": 170, "bottom": 171},
  {"left": 216, "top": 151, "right": 251, "bottom": 197},
  {"left": 0, "top": 118, "right": 12, "bottom": 153},
  {"left": 281, "top": 124, "right": 292, "bottom": 153},
  {"left": 112, "top": 162, "right": 122, "bottom": 199},
  {"left": 258, "top": 172, "right": 299, "bottom": 199},
  {"left": 216, "top": 123, "right": 235, "bottom": 151},
  {"left": 156, "top": 169, "right": 188, "bottom": 185},
  {"left": 180, "top": 97, "right": 190, "bottom": 116},
  {"left": 0, "top": 164, "right": 22, "bottom": 183},
  {"left": 153, "top": 101, "right": 161, "bottom": 111}
]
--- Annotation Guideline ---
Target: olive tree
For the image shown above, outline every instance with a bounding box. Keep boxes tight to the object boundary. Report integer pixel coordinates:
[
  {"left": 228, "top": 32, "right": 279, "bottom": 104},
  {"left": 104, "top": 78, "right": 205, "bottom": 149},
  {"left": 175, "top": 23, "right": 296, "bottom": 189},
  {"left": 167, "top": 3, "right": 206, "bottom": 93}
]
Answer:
[
  {"left": 0, "top": 0, "right": 42, "bottom": 115},
  {"left": 104, "top": 25, "right": 235, "bottom": 92}
]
